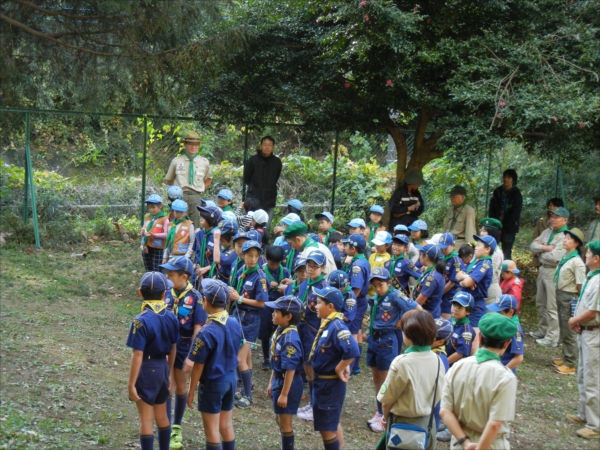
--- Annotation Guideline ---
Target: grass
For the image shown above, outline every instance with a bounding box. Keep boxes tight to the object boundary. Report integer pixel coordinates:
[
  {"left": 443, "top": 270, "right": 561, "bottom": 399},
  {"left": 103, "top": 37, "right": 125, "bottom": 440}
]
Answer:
[{"left": 0, "top": 235, "right": 598, "bottom": 449}]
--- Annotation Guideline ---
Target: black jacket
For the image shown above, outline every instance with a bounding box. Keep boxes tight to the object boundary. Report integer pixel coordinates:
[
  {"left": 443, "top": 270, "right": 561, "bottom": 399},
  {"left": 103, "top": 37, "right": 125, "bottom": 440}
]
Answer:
[
  {"left": 243, "top": 151, "right": 282, "bottom": 208},
  {"left": 488, "top": 185, "right": 523, "bottom": 234},
  {"left": 388, "top": 183, "right": 424, "bottom": 229}
]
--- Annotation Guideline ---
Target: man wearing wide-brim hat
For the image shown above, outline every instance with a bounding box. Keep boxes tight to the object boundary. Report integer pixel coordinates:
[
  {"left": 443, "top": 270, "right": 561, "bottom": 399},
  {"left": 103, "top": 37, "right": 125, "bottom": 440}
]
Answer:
[
  {"left": 387, "top": 169, "right": 426, "bottom": 230},
  {"left": 166, "top": 131, "right": 213, "bottom": 226},
  {"left": 443, "top": 185, "right": 477, "bottom": 249}
]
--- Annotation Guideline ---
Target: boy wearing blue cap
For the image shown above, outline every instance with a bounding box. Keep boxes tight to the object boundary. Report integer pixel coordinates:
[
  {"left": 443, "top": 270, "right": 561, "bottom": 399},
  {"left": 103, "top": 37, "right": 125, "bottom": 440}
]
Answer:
[
  {"left": 393, "top": 224, "right": 420, "bottom": 263},
  {"left": 229, "top": 240, "right": 269, "bottom": 409},
  {"left": 408, "top": 219, "right": 429, "bottom": 247},
  {"left": 186, "top": 279, "right": 242, "bottom": 450},
  {"left": 265, "top": 296, "right": 304, "bottom": 450},
  {"left": 309, "top": 286, "right": 360, "bottom": 450},
  {"left": 163, "top": 200, "right": 195, "bottom": 264},
  {"left": 413, "top": 243, "right": 446, "bottom": 318},
  {"left": 385, "top": 234, "right": 421, "bottom": 296},
  {"left": 342, "top": 234, "right": 371, "bottom": 375},
  {"left": 216, "top": 189, "right": 234, "bottom": 212},
  {"left": 284, "top": 258, "right": 308, "bottom": 297},
  {"left": 438, "top": 233, "right": 465, "bottom": 321},
  {"left": 366, "top": 268, "right": 421, "bottom": 432},
  {"left": 447, "top": 292, "right": 476, "bottom": 366},
  {"left": 365, "top": 205, "right": 386, "bottom": 245},
  {"left": 432, "top": 318, "right": 452, "bottom": 442},
  {"left": 141, "top": 194, "right": 170, "bottom": 272},
  {"left": 315, "top": 211, "right": 337, "bottom": 245},
  {"left": 487, "top": 295, "right": 524, "bottom": 374},
  {"left": 327, "top": 270, "right": 357, "bottom": 326},
  {"left": 158, "top": 256, "right": 207, "bottom": 449},
  {"left": 211, "top": 219, "right": 238, "bottom": 284},
  {"left": 194, "top": 205, "right": 223, "bottom": 284},
  {"left": 347, "top": 218, "right": 367, "bottom": 237},
  {"left": 127, "top": 272, "right": 180, "bottom": 450}
]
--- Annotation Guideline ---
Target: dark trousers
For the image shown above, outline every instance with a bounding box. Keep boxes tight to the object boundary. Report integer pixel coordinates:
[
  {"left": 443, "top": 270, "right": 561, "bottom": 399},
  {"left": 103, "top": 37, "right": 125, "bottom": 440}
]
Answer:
[{"left": 501, "top": 233, "right": 516, "bottom": 260}]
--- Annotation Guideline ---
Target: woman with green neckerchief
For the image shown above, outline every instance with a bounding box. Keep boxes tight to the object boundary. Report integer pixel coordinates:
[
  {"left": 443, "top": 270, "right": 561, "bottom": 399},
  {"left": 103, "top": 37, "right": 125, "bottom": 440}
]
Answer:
[{"left": 377, "top": 310, "right": 444, "bottom": 450}]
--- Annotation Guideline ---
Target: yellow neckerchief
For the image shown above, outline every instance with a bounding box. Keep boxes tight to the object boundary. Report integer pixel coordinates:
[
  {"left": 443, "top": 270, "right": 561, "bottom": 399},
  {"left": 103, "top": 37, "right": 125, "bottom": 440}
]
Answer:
[
  {"left": 432, "top": 345, "right": 447, "bottom": 355},
  {"left": 141, "top": 300, "right": 168, "bottom": 314},
  {"left": 270, "top": 325, "right": 298, "bottom": 359},
  {"left": 171, "top": 281, "right": 194, "bottom": 315},
  {"left": 207, "top": 310, "right": 229, "bottom": 326},
  {"left": 308, "top": 311, "right": 345, "bottom": 361}
]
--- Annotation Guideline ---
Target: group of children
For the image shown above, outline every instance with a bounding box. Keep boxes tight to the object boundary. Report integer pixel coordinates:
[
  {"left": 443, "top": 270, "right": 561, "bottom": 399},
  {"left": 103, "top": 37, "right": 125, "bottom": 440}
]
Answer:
[{"left": 131, "top": 189, "right": 535, "bottom": 449}]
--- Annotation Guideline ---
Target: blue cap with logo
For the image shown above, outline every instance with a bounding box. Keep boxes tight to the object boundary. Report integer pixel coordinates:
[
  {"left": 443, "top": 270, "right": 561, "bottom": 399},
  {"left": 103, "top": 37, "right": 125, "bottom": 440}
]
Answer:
[
  {"left": 242, "top": 240, "right": 262, "bottom": 253},
  {"left": 159, "top": 256, "right": 195, "bottom": 277},
  {"left": 170, "top": 199, "right": 188, "bottom": 212},
  {"left": 437, "top": 233, "right": 456, "bottom": 249},
  {"left": 217, "top": 189, "right": 233, "bottom": 201},
  {"left": 347, "top": 218, "right": 366, "bottom": 228},
  {"left": 220, "top": 219, "right": 238, "bottom": 234},
  {"left": 408, "top": 219, "right": 428, "bottom": 231},
  {"left": 145, "top": 194, "right": 163, "bottom": 204},
  {"left": 167, "top": 185, "right": 183, "bottom": 201},
  {"left": 451, "top": 291, "right": 475, "bottom": 309},
  {"left": 392, "top": 234, "right": 410, "bottom": 245},
  {"left": 416, "top": 243, "right": 441, "bottom": 260},
  {"left": 306, "top": 250, "right": 326, "bottom": 266},
  {"left": 434, "top": 318, "right": 452, "bottom": 341},
  {"left": 265, "top": 295, "right": 302, "bottom": 314},
  {"left": 233, "top": 231, "right": 249, "bottom": 242},
  {"left": 281, "top": 213, "right": 301, "bottom": 226},
  {"left": 309, "top": 233, "right": 322, "bottom": 244},
  {"left": 342, "top": 234, "right": 367, "bottom": 251},
  {"left": 393, "top": 224, "right": 409, "bottom": 233},
  {"left": 140, "top": 271, "right": 173, "bottom": 291},
  {"left": 315, "top": 211, "right": 335, "bottom": 223},
  {"left": 487, "top": 294, "right": 518, "bottom": 312},
  {"left": 474, "top": 235, "right": 497, "bottom": 252},
  {"left": 293, "top": 257, "right": 307, "bottom": 272},
  {"left": 369, "top": 267, "right": 391, "bottom": 282},
  {"left": 313, "top": 286, "right": 345, "bottom": 310},
  {"left": 370, "top": 205, "right": 384, "bottom": 215},
  {"left": 246, "top": 229, "right": 262, "bottom": 242},
  {"left": 201, "top": 279, "right": 230, "bottom": 307},
  {"left": 197, "top": 205, "right": 223, "bottom": 223},
  {"left": 327, "top": 270, "right": 349, "bottom": 289},
  {"left": 200, "top": 199, "right": 217, "bottom": 208},
  {"left": 284, "top": 199, "right": 303, "bottom": 210}
]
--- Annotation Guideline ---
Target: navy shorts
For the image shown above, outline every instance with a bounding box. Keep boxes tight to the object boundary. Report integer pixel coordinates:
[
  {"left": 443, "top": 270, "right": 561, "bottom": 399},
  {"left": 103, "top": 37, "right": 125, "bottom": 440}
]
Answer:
[
  {"left": 366, "top": 332, "right": 398, "bottom": 371},
  {"left": 271, "top": 372, "right": 303, "bottom": 415},
  {"left": 469, "top": 300, "right": 486, "bottom": 327},
  {"left": 312, "top": 378, "right": 346, "bottom": 432},
  {"left": 236, "top": 308, "right": 261, "bottom": 343},
  {"left": 440, "top": 296, "right": 452, "bottom": 315},
  {"left": 298, "top": 322, "right": 317, "bottom": 362},
  {"left": 259, "top": 305, "right": 276, "bottom": 342},
  {"left": 174, "top": 338, "right": 192, "bottom": 371},
  {"left": 136, "top": 359, "right": 170, "bottom": 406},
  {"left": 349, "top": 297, "right": 368, "bottom": 334},
  {"left": 198, "top": 372, "right": 237, "bottom": 414}
]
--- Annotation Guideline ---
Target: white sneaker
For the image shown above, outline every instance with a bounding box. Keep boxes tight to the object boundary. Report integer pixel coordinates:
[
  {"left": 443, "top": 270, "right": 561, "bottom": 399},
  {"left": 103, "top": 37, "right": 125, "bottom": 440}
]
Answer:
[
  {"left": 298, "top": 403, "right": 311, "bottom": 413},
  {"left": 370, "top": 417, "right": 387, "bottom": 432},
  {"left": 297, "top": 404, "right": 313, "bottom": 421},
  {"left": 367, "top": 412, "right": 383, "bottom": 424}
]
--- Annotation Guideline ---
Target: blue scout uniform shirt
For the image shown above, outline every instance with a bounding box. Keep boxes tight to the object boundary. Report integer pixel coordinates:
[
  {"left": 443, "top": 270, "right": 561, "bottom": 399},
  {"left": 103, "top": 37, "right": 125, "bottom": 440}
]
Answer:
[
  {"left": 501, "top": 320, "right": 524, "bottom": 373},
  {"left": 348, "top": 256, "right": 371, "bottom": 299},
  {"left": 371, "top": 289, "right": 419, "bottom": 331},
  {"left": 463, "top": 257, "right": 493, "bottom": 303},
  {"left": 263, "top": 264, "right": 292, "bottom": 301},
  {"left": 270, "top": 325, "right": 304, "bottom": 374},
  {"left": 215, "top": 246, "right": 238, "bottom": 283},
  {"left": 188, "top": 313, "right": 243, "bottom": 382},
  {"left": 126, "top": 306, "right": 180, "bottom": 357},
  {"left": 384, "top": 256, "right": 421, "bottom": 291},
  {"left": 443, "top": 254, "right": 465, "bottom": 301},
  {"left": 416, "top": 268, "right": 445, "bottom": 317},
  {"left": 230, "top": 266, "right": 269, "bottom": 311},
  {"left": 298, "top": 278, "right": 329, "bottom": 330},
  {"left": 164, "top": 284, "right": 208, "bottom": 338},
  {"left": 341, "top": 288, "right": 357, "bottom": 323},
  {"left": 284, "top": 280, "right": 302, "bottom": 297},
  {"left": 446, "top": 320, "right": 475, "bottom": 360},
  {"left": 193, "top": 228, "right": 215, "bottom": 268},
  {"left": 310, "top": 318, "right": 360, "bottom": 375}
]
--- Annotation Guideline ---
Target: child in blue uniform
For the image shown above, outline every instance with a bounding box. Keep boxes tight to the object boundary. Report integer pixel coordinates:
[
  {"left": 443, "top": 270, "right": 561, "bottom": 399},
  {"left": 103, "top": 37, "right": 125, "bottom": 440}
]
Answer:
[
  {"left": 284, "top": 257, "right": 308, "bottom": 296},
  {"left": 212, "top": 219, "right": 238, "bottom": 283},
  {"left": 413, "top": 243, "right": 446, "bottom": 318},
  {"left": 366, "top": 267, "right": 421, "bottom": 433},
  {"left": 296, "top": 250, "right": 330, "bottom": 422},
  {"left": 158, "top": 256, "right": 208, "bottom": 449},
  {"left": 309, "top": 286, "right": 360, "bottom": 450},
  {"left": 127, "top": 272, "right": 180, "bottom": 450},
  {"left": 385, "top": 234, "right": 421, "bottom": 296},
  {"left": 432, "top": 318, "right": 453, "bottom": 443},
  {"left": 327, "top": 270, "right": 357, "bottom": 326},
  {"left": 438, "top": 233, "right": 465, "bottom": 320},
  {"left": 486, "top": 295, "right": 524, "bottom": 374},
  {"left": 342, "top": 234, "right": 370, "bottom": 375},
  {"left": 260, "top": 246, "right": 292, "bottom": 370},
  {"left": 186, "top": 279, "right": 242, "bottom": 450},
  {"left": 194, "top": 205, "right": 223, "bottom": 284},
  {"left": 315, "top": 211, "right": 337, "bottom": 246},
  {"left": 265, "top": 296, "right": 305, "bottom": 450},
  {"left": 216, "top": 188, "right": 234, "bottom": 212},
  {"left": 446, "top": 292, "right": 475, "bottom": 366},
  {"left": 228, "top": 240, "right": 269, "bottom": 409}
]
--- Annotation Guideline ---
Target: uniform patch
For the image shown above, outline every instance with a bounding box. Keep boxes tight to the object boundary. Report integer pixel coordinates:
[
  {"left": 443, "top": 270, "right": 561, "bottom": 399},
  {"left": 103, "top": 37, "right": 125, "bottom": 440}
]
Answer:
[
  {"left": 261, "top": 279, "right": 267, "bottom": 291},
  {"left": 516, "top": 332, "right": 522, "bottom": 342},
  {"left": 352, "top": 266, "right": 362, "bottom": 274},
  {"left": 244, "top": 281, "right": 253, "bottom": 287},
  {"left": 462, "top": 332, "right": 473, "bottom": 343},
  {"left": 379, "top": 383, "right": 387, "bottom": 395},
  {"left": 184, "top": 296, "right": 194, "bottom": 305},
  {"left": 337, "top": 330, "right": 351, "bottom": 340},
  {"left": 132, "top": 319, "right": 143, "bottom": 334},
  {"left": 191, "top": 339, "right": 204, "bottom": 355},
  {"left": 322, "top": 330, "right": 329, "bottom": 338},
  {"left": 345, "top": 298, "right": 356, "bottom": 307},
  {"left": 177, "top": 163, "right": 185, "bottom": 171},
  {"left": 286, "top": 346, "right": 297, "bottom": 358}
]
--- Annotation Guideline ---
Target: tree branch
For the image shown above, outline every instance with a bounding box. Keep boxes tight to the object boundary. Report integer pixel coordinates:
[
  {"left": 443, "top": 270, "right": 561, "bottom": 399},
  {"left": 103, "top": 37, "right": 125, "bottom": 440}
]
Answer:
[{"left": 9, "top": 0, "right": 124, "bottom": 21}]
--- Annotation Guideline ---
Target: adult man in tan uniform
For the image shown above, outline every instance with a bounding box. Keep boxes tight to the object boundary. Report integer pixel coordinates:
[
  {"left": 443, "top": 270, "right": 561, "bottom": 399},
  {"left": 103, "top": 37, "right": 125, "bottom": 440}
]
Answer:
[
  {"left": 443, "top": 186, "right": 477, "bottom": 248},
  {"left": 532, "top": 198, "right": 563, "bottom": 267},
  {"left": 529, "top": 207, "right": 569, "bottom": 347},
  {"left": 165, "top": 131, "right": 212, "bottom": 226}
]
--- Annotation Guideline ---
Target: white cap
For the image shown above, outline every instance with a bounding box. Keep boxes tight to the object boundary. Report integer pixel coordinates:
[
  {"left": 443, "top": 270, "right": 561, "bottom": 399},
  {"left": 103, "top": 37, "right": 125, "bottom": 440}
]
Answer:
[{"left": 250, "top": 209, "right": 269, "bottom": 225}]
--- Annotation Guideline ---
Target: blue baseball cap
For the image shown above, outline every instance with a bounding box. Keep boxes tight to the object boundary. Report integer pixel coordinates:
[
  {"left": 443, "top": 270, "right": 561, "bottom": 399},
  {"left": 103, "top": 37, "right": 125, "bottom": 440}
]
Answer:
[
  {"left": 242, "top": 240, "right": 262, "bottom": 253},
  {"left": 217, "top": 189, "right": 233, "bottom": 201},
  {"left": 222, "top": 210, "right": 237, "bottom": 221},
  {"left": 246, "top": 229, "right": 261, "bottom": 242},
  {"left": 140, "top": 271, "right": 173, "bottom": 291},
  {"left": 306, "top": 250, "right": 326, "bottom": 266},
  {"left": 347, "top": 218, "right": 366, "bottom": 228},
  {"left": 201, "top": 279, "right": 230, "bottom": 307},
  {"left": 372, "top": 231, "right": 392, "bottom": 246},
  {"left": 284, "top": 199, "right": 303, "bottom": 210},
  {"left": 438, "top": 233, "right": 456, "bottom": 249},
  {"left": 315, "top": 211, "right": 334, "bottom": 223},
  {"left": 197, "top": 205, "right": 223, "bottom": 223},
  {"left": 265, "top": 295, "right": 302, "bottom": 314},
  {"left": 313, "top": 286, "right": 344, "bottom": 310},
  {"left": 293, "top": 257, "right": 307, "bottom": 272},
  {"left": 170, "top": 199, "right": 188, "bottom": 212},
  {"left": 408, "top": 219, "right": 428, "bottom": 231},
  {"left": 342, "top": 234, "right": 367, "bottom": 251},
  {"left": 393, "top": 224, "right": 409, "bottom": 233},
  {"left": 220, "top": 219, "right": 238, "bottom": 234},
  {"left": 233, "top": 231, "right": 249, "bottom": 242},
  {"left": 281, "top": 213, "right": 301, "bottom": 226},
  {"left": 200, "top": 199, "right": 217, "bottom": 208},
  {"left": 159, "top": 256, "right": 195, "bottom": 277},
  {"left": 327, "top": 270, "right": 349, "bottom": 289},
  {"left": 416, "top": 243, "right": 441, "bottom": 260},
  {"left": 167, "top": 185, "right": 183, "bottom": 201},
  {"left": 392, "top": 234, "right": 410, "bottom": 245},
  {"left": 487, "top": 294, "right": 518, "bottom": 312},
  {"left": 369, "top": 267, "right": 391, "bottom": 282},
  {"left": 452, "top": 291, "right": 474, "bottom": 309},
  {"left": 370, "top": 205, "right": 384, "bottom": 215},
  {"left": 474, "top": 235, "right": 497, "bottom": 252},
  {"left": 145, "top": 194, "right": 163, "bottom": 204},
  {"left": 434, "top": 318, "right": 452, "bottom": 341},
  {"left": 309, "top": 233, "right": 322, "bottom": 244}
]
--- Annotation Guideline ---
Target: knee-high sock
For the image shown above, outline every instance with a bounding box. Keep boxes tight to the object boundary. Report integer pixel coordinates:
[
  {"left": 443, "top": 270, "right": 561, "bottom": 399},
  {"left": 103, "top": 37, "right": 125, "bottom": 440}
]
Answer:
[
  {"left": 140, "top": 434, "right": 154, "bottom": 450},
  {"left": 205, "top": 441, "right": 222, "bottom": 450},
  {"left": 241, "top": 369, "right": 253, "bottom": 401},
  {"left": 174, "top": 393, "right": 187, "bottom": 425},
  {"left": 323, "top": 437, "right": 339, "bottom": 450},
  {"left": 157, "top": 426, "right": 171, "bottom": 450},
  {"left": 222, "top": 439, "right": 236, "bottom": 450},
  {"left": 282, "top": 431, "right": 295, "bottom": 449}
]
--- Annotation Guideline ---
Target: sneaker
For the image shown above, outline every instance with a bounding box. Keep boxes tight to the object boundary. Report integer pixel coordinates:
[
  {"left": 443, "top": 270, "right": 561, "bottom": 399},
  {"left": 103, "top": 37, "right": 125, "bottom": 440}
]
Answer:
[
  {"left": 566, "top": 414, "right": 586, "bottom": 425},
  {"left": 536, "top": 338, "right": 558, "bottom": 347},
  {"left": 235, "top": 388, "right": 243, "bottom": 400},
  {"left": 169, "top": 425, "right": 183, "bottom": 450},
  {"left": 370, "top": 417, "right": 387, "bottom": 432},
  {"left": 297, "top": 404, "right": 313, "bottom": 421},
  {"left": 437, "top": 429, "right": 452, "bottom": 442},
  {"left": 298, "top": 403, "right": 311, "bottom": 413},
  {"left": 261, "top": 359, "right": 270, "bottom": 370},
  {"left": 554, "top": 365, "right": 576, "bottom": 375},
  {"left": 234, "top": 396, "right": 253, "bottom": 409},
  {"left": 552, "top": 359, "right": 564, "bottom": 367},
  {"left": 577, "top": 428, "right": 600, "bottom": 439},
  {"left": 529, "top": 331, "right": 544, "bottom": 339},
  {"left": 367, "top": 412, "right": 383, "bottom": 425},
  {"left": 438, "top": 422, "right": 447, "bottom": 432},
  {"left": 352, "top": 368, "right": 361, "bottom": 376}
]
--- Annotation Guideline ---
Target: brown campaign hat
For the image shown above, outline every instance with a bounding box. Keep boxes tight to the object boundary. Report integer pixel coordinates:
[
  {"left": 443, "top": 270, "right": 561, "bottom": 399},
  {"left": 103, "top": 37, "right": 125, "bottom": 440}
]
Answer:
[{"left": 183, "top": 131, "right": 201, "bottom": 143}]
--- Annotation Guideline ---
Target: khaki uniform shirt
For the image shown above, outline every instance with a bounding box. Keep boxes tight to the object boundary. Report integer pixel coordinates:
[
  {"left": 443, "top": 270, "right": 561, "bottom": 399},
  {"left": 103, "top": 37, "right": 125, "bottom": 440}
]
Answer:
[
  {"left": 166, "top": 154, "right": 212, "bottom": 193},
  {"left": 574, "top": 273, "right": 600, "bottom": 326},
  {"left": 556, "top": 256, "right": 586, "bottom": 293},
  {"left": 586, "top": 218, "right": 600, "bottom": 244},
  {"left": 441, "top": 356, "right": 516, "bottom": 436},
  {"left": 378, "top": 351, "right": 445, "bottom": 418},
  {"left": 530, "top": 227, "right": 566, "bottom": 268},
  {"left": 444, "top": 204, "right": 477, "bottom": 242}
]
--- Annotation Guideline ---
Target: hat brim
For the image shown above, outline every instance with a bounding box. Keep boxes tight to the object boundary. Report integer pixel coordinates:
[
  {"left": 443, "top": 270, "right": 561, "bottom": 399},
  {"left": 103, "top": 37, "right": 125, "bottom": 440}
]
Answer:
[
  {"left": 437, "top": 242, "right": 453, "bottom": 249},
  {"left": 511, "top": 269, "right": 521, "bottom": 274},
  {"left": 371, "top": 239, "right": 385, "bottom": 246},
  {"left": 369, "top": 273, "right": 391, "bottom": 282},
  {"left": 264, "top": 300, "right": 283, "bottom": 310},
  {"left": 408, "top": 225, "right": 423, "bottom": 231},
  {"left": 315, "top": 214, "right": 332, "bottom": 222},
  {"left": 183, "top": 138, "right": 201, "bottom": 143},
  {"left": 563, "top": 230, "right": 584, "bottom": 245},
  {"left": 217, "top": 195, "right": 232, "bottom": 201},
  {"left": 451, "top": 299, "right": 472, "bottom": 308}
]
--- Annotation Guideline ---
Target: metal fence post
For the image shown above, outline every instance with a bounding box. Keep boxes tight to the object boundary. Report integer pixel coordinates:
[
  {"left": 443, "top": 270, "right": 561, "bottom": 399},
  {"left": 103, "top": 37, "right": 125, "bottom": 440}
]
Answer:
[
  {"left": 22, "top": 113, "right": 29, "bottom": 223},
  {"left": 140, "top": 117, "right": 148, "bottom": 226},
  {"left": 24, "top": 112, "right": 41, "bottom": 248},
  {"left": 242, "top": 123, "right": 249, "bottom": 200},
  {"left": 331, "top": 131, "right": 339, "bottom": 213}
]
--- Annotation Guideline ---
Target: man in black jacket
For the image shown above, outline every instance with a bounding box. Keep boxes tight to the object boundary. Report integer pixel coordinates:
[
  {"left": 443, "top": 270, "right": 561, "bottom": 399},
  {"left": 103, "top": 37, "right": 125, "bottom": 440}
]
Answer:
[
  {"left": 243, "top": 136, "right": 282, "bottom": 226},
  {"left": 387, "top": 169, "right": 426, "bottom": 230},
  {"left": 488, "top": 168, "right": 523, "bottom": 260}
]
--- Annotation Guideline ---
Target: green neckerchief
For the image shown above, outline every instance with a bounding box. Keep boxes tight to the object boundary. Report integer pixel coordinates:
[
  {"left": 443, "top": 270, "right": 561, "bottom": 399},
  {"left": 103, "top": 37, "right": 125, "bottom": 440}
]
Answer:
[
  {"left": 222, "top": 205, "right": 233, "bottom": 212},
  {"left": 323, "top": 228, "right": 337, "bottom": 246},
  {"left": 547, "top": 225, "right": 568, "bottom": 245},
  {"left": 342, "top": 285, "right": 352, "bottom": 296},
  {"left": 235, "top": 265, "right": 259, "bottom": 294},
  {"left": 270, "top": 325, "right": 298, "bottom": 359},
  {"left": 449, "top": 202, "right": 466, "bottom": 231},
  {"left": 301, "top": 237, "right": 319, "bottom": 252},
  {"left": 142, "top": 211, "right": 166, "bottom": 245},
  {"left": 368, "top": 221, "right": 382, "bottom": 242},
  {"left": 185, "top": 151, "right": 199, "bottom": 185},
  {"left": 466, "top": 256, "right": 493, "bottom": 274},
  {"left": 229, "top": 257, "right": 243, "bottom": 287},
  {"left": 209, "top": 245, "right": 232, "bottom": 279},
  {"left": 300, "top": 275, "right": 325, "bottom": 304},
  {"left": 452, "top": 316, "right": 470, "bottom": 326},
  {"left": 308, "top": 311, "right": 345, "bottom": 361},
  {"left": 443, "top": 251, "right": 459, "bottom": 261},
  {"left": 388, "top": 253, "right": 406, "bottom": 278},
  {"left": 288, "top": 279, "right": 301, "bottom": 296},
  {"left": 578, "top": 268, "right": 600, "bottom": 304},
  {"left": 285, "top": 249, "right": 296, "bottom": 272},
  {"left": 411, "top": 237, "right": 424, "bottom": 246},
  {"left": 369, "top": 287, "right": 394, "bottom": 334},
  {"left": 352, "top": 254, "right": 368, "bottom": 263},
  {"left": 199, "top": 227, "right": 215, "bottom": 267},
  {"left": 263, "top": 263, "right": 284, "bottom": 293},
  {"left": 475, "top": 348, "right": 501, "bottom": 364},
  {"left": 554, "top": 250, "right": 579, "bottom": 286},
  {"left": 165, "top": 216, "right": 190, "bottom": 250},
  {"left": 207, "top": 310, "right": 229, "bottom": 326},
  {"left": 510, "top": 315, "right": 520, "bottom": 326},
  {"left": 415, "top": 265, "right": 436, "bottom": 290},
  {"left": 404, "top": 345, "right": 431, "bottom": 354}
]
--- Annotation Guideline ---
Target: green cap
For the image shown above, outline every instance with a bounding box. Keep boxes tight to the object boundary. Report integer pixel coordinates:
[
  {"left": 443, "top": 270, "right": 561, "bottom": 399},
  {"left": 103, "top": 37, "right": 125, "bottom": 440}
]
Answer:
[
  {"left": 564, "top": 228, "right": 584, "bottom": 245},
  {"left": 449, "top": 185, "right": 467, "bottom": 196},
  {"left": 480, "top": 217, "right": 503, "bottom": 230},
  {"left": 283, "top": 222, "right": 308, "bottom": 239},
  {"left": 405, "top": 169, "right": 426, "bottom": 185},
  {"left": 549, "top": 206, "right": 570, "bottom": 218},
  {"left": 587, "top": 240, "right": 600, "bottom": 256},
  {"left": 479, "top": 313, "right": 517, "bottom": 342}
]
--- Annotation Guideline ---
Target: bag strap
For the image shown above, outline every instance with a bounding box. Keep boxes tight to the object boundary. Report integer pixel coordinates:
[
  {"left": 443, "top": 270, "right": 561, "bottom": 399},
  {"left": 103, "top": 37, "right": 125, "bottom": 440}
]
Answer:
[{"left": 427, "top": 356, "right": 441, "bottom": 435}]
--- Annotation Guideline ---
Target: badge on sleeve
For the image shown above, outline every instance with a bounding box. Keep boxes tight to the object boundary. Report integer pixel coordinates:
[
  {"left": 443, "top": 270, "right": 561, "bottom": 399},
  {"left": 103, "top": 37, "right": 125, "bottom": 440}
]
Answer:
[
  {"left": 286, "top": 346, "right": 297, "bottom": 358},
  {"left": 345, "top": 298, "right": 356, "bottom": 308},
  {"left": 462, "top": 332, "right": 473, "bottom": 343},
  {"left": 352, "top": 266, "right": 361, "bottom": 274},
  {"left": 337, "top": 330, "right": 351, "bottom": 340}
]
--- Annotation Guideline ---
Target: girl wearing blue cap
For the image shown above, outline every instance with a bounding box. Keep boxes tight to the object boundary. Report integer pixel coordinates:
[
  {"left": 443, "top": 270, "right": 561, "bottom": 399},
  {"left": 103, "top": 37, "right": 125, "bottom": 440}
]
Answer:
[
  {"left": 163, "top": 200, "right": 195, "bottom": 264},
  {"left": 140, "top": 195, "right": 170, "bottom": 272},
  {"left": 408, "top": 219, "right": 429, "bottom": 247},
  {"left": 284, "top": 199, "right": 305, "bottom": 222},
  {"left": 364, "top": 205, "right": 387, "bottom": 246},
  {"left": 216, "top": 189, "right": 234, "bottom": 212},
  {"left": 413, "top": 244, "right": 446, "bottom": 318}
]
